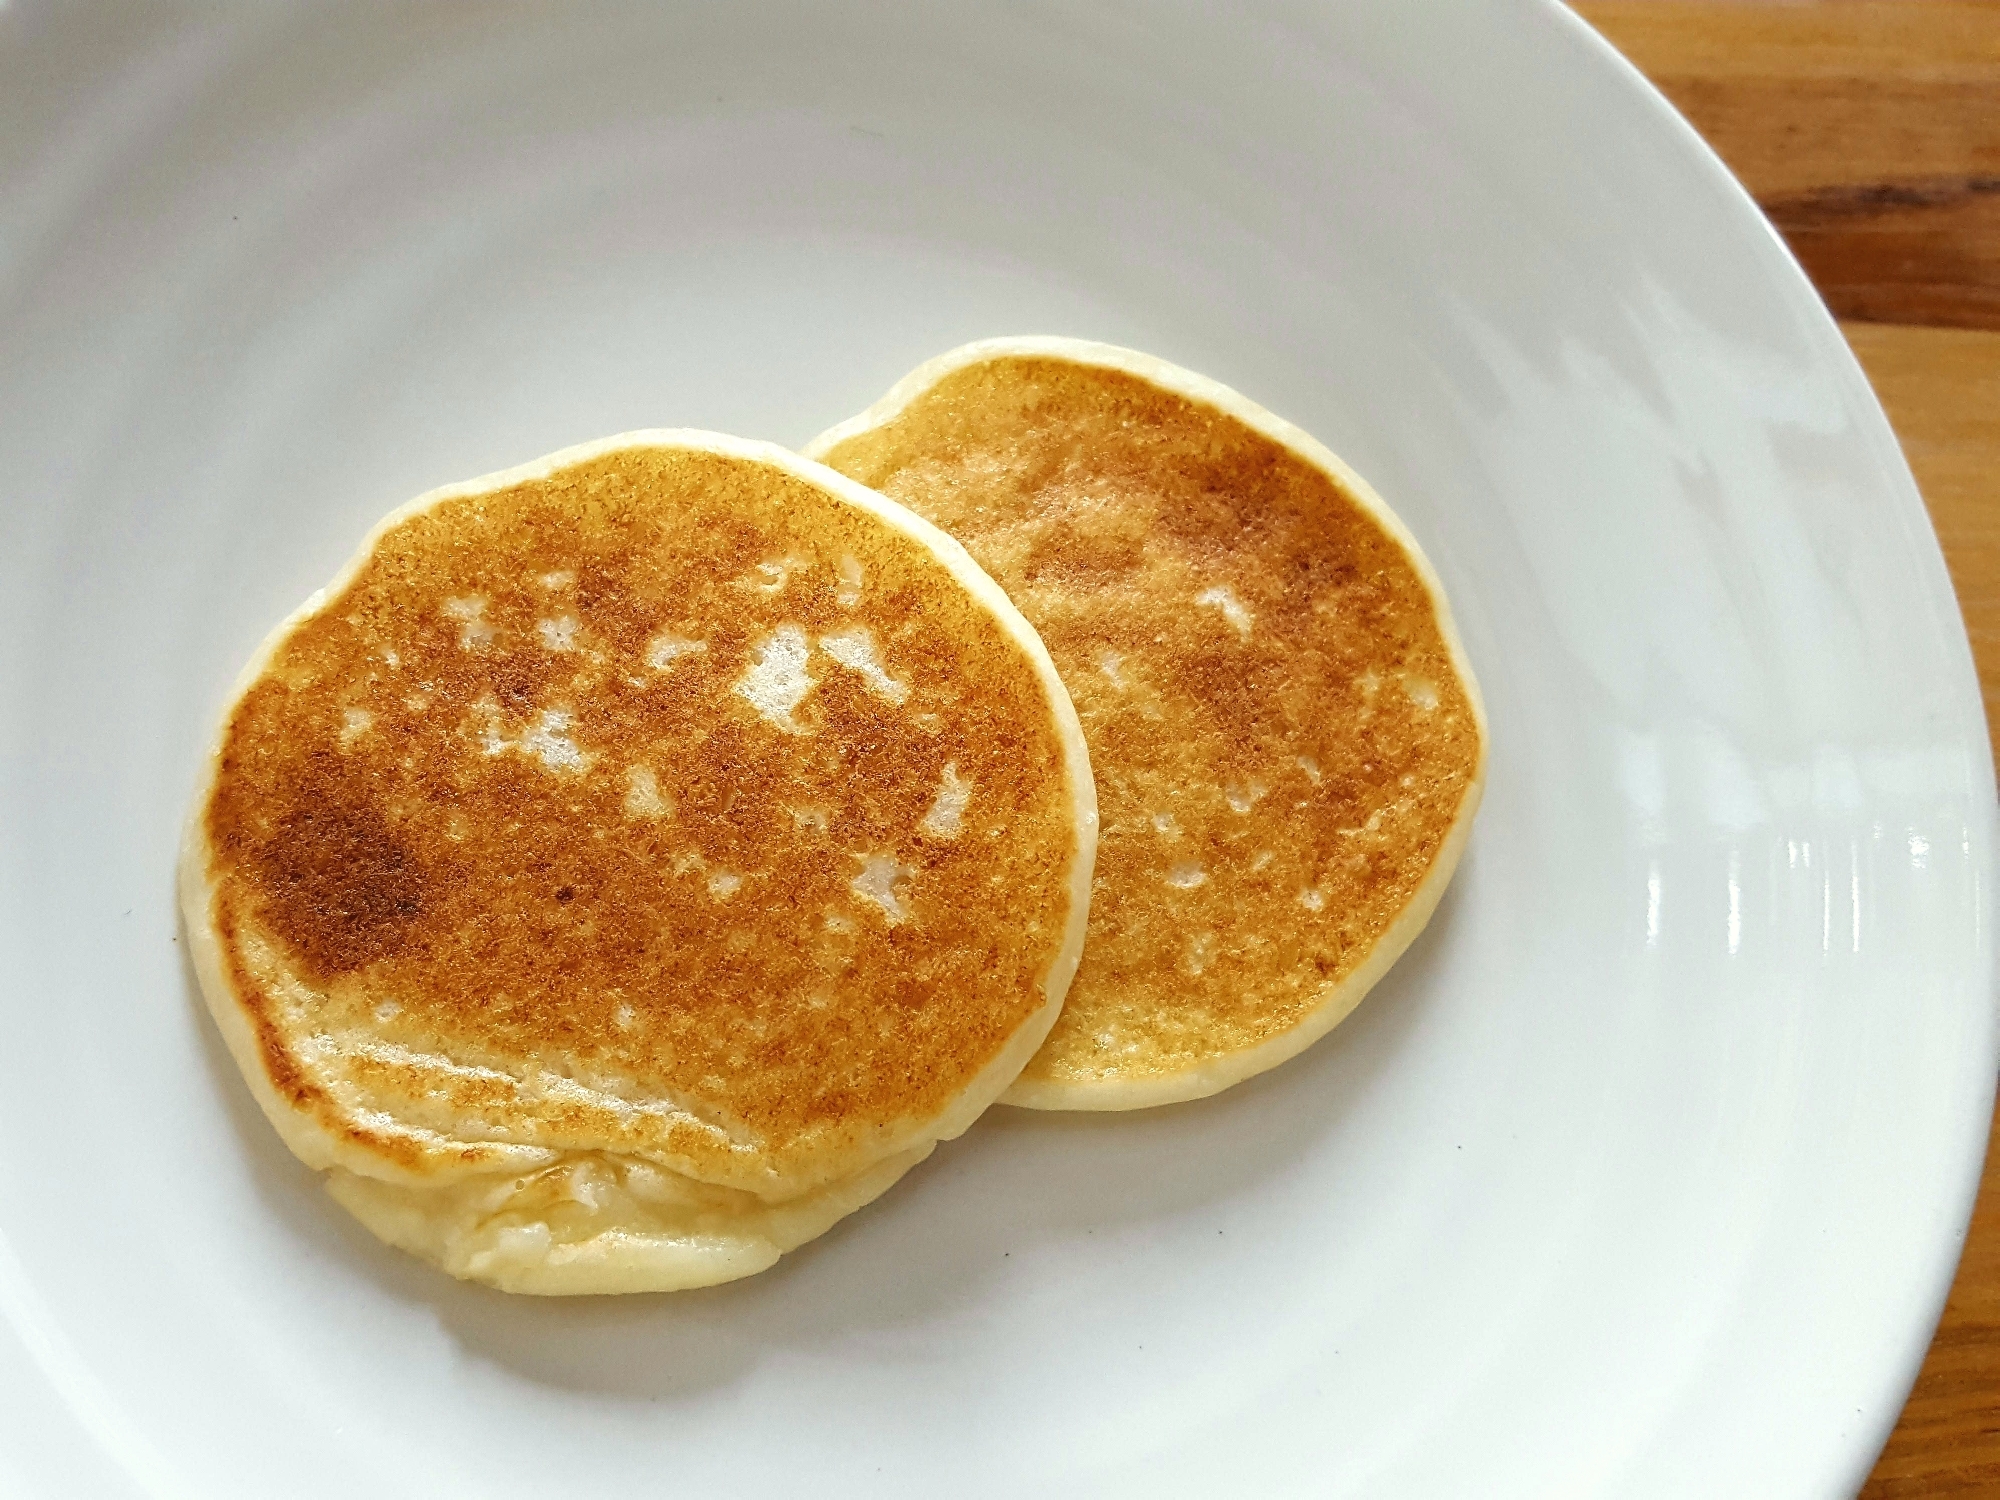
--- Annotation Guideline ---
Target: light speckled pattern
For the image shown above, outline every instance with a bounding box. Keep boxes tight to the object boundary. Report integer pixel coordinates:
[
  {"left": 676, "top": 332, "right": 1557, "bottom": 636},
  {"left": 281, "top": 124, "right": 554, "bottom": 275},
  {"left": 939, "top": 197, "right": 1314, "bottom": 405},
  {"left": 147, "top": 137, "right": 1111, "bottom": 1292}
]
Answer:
[
  {"left": 811, "top": 341, "right": 1485, "bottom": 1107},
  {"left": 182, "top": 432, "right": 1096, "bottom": 1291}
]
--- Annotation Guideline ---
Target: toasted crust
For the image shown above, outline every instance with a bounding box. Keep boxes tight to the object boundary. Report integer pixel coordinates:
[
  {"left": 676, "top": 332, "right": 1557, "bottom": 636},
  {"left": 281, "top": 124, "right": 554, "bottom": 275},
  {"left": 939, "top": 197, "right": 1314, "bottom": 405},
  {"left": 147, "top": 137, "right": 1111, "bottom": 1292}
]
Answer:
[
  {"left": 181, "top": 431, "right": 1096, "bottom": 1290},
  {"left": 808, "top": 340, "right": 1484, "bottom": 1109}
]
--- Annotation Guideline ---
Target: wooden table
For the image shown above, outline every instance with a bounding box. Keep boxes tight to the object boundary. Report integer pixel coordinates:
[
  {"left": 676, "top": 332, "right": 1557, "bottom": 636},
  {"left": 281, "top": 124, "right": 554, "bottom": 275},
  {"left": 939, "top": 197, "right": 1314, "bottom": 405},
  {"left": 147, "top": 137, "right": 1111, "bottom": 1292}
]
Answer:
[{"left": 1574, "top": 5, "right": 2000, "bottom": 1493}]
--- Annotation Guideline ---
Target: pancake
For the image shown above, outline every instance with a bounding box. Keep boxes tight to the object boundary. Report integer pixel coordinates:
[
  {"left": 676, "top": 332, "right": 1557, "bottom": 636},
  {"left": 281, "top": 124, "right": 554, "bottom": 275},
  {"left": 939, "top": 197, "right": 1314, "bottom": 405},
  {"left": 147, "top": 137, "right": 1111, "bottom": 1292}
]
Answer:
[
  {"left": 180, "top": 430, "right": 1096, "bottom": 1293},
  {"left": 807, "top": 340, "right": 1484, "bottom": 1109}
]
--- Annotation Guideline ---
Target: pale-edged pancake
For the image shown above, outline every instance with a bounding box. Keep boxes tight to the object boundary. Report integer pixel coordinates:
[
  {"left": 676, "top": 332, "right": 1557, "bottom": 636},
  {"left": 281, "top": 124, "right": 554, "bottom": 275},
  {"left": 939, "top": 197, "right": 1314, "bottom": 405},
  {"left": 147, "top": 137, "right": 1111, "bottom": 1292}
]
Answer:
[
  {"left": 181, "top": 431, "right": 1096, "bottom": 1293},
  {"left": 808, "top": 340, "right": 1484, "bottom": 1109}
]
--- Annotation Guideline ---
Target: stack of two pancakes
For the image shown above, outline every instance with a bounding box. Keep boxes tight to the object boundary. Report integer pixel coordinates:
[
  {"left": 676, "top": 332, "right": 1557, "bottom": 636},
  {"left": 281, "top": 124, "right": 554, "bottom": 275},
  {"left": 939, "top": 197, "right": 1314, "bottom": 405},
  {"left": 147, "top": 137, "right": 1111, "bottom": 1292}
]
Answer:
[{"left": 182, "top": 340, "right": 1486, "bottom": 1294}]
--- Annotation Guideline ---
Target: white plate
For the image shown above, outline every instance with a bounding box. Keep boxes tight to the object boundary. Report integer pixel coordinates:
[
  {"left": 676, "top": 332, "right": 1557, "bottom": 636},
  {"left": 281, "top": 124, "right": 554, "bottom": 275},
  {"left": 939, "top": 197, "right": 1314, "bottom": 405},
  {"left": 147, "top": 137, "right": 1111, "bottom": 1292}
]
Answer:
[{"left": 1, "top": 4, "right": 1993, "bottom": 1496}]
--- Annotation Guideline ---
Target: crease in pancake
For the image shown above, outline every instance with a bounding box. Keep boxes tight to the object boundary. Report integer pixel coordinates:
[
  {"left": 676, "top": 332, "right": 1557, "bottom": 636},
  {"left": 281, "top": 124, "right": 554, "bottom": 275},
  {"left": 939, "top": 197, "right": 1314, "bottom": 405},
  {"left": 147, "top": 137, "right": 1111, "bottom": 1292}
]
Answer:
[
  {"left": 807, "top": 338, "right": 1485, "bottom": 1111},
  {"left": 324, "top": 1143, "right": 934, "bottom": 1296},
  {"left": 182, "top": 429, "right": 1096, "bottom": 1292}
]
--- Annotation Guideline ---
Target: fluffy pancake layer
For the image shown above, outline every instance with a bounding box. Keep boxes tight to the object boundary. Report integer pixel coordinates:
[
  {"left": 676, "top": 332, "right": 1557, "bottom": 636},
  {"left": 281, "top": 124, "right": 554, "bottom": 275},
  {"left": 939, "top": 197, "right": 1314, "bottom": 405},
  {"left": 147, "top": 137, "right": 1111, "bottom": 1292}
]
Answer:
[
  {"left": 182, "top": 431, "right": 1095, "bottom": 1291},
  {"left": 809, "top": 340, "right": 1484, "bottom": 1109}
]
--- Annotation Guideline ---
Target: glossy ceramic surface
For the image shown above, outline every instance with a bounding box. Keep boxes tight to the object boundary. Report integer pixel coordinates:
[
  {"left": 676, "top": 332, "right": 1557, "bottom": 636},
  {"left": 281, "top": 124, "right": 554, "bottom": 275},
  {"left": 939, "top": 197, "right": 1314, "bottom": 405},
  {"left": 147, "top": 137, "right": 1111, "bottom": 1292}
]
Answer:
[{"left": 0, "top": 4, "right": 1992, "bottom": 1496}]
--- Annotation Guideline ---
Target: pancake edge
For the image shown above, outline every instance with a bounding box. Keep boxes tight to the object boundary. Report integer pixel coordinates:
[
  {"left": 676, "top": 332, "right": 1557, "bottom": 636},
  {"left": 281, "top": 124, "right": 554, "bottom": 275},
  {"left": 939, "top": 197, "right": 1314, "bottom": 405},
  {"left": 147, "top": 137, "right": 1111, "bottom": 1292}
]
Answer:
[
  {"left": 805, "top": 338, "right": 1486, "bottom": 1111},
  {"left": 321, "top": 1140, "right": 937, "bottom": 1296},
  {"left": 178, "top": 429, "right": 1098, "bottom": 1285}
]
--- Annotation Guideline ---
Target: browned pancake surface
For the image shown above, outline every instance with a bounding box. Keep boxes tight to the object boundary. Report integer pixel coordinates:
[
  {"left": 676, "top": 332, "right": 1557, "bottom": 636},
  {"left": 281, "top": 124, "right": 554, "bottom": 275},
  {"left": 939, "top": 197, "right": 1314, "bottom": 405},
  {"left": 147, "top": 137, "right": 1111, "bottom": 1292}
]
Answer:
[
  {"left": 203, "top": 445, "right": 1078, "bottom": 1187},
  {"left": 819, "top": 358, "right": 1480, "bottom": 1089}
]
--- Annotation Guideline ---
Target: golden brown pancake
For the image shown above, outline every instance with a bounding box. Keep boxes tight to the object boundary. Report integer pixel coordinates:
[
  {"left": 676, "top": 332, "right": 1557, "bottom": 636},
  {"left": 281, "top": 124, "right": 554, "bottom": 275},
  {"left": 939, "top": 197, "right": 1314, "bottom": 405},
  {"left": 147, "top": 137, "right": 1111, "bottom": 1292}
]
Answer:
[
  {"left": 808, "top": 340, "right": 1484, "bottom": 1109},
  {"left": 180, "top": 431, "right": 1096, "bottom": 1292}
]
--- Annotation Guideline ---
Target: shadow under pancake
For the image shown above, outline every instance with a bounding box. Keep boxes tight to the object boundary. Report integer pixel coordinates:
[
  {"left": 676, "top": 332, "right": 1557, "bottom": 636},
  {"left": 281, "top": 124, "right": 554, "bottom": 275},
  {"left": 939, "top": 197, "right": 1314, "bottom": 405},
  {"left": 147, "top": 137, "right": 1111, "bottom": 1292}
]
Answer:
[{"left": 179, "top": 870, "right": 1471, "bottom": 1402}]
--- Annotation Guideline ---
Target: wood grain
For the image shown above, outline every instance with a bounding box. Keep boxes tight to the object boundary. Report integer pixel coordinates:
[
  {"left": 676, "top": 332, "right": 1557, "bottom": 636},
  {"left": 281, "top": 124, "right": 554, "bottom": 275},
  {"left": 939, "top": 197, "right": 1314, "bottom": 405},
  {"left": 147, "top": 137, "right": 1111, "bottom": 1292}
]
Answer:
[
  {"left": 1583, "top": 1, "right": 2000, "bottom": 329},
  {"left": 1846, "top": 323, "right": 2000, "bottom": 759},
  {"left": 1574, "top": 5, "right": 2000, "bottom": 1494}
]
